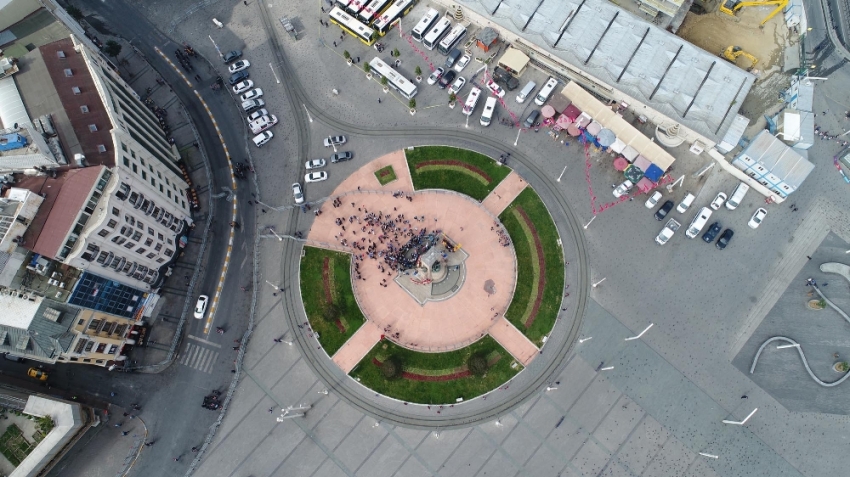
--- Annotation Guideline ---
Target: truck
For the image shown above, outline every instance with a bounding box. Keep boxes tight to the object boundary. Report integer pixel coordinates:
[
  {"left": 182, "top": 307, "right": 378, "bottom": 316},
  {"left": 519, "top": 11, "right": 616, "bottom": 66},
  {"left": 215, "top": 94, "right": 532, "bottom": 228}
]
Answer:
[{"left": 655, "top": 218, "right": 681, "bottom": 245}]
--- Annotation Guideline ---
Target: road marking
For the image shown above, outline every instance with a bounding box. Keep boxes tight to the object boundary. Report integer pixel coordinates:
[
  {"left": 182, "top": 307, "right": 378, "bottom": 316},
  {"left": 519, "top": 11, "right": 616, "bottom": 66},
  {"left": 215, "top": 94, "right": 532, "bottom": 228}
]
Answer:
[
  {"left": 180, "top": 343, "right": 219, "bottom": 374},
  {"left": 188, "top": 334, "right": 222, "bottom": 348}
]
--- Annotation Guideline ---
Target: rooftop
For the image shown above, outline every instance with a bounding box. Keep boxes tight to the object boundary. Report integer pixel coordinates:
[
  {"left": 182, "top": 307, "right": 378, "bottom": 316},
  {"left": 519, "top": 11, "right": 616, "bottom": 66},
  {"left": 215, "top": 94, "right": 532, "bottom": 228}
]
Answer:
[{"left": 460, "top": 0, "right": 755, "bottom": 142}]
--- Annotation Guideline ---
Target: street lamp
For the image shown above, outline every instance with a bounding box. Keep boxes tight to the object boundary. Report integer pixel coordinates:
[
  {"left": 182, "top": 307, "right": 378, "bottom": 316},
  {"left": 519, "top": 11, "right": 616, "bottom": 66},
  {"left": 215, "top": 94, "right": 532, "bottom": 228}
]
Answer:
[
  {"left": 557, "top": 165, "right": 567, "bottom": 182},
  {"left": 722, "top": 407, "right": 757, "bottom": 425},
  {"left": 625, "top": 323, "right": 654, "bottom": 341},
  {"left": 776, "top": 343, "right": 800, "bottom": 349},
  {"left": 328, "top": 136, "right": 337, "bottom": 153},
  {"left": 591, "top": 277, "right": 606, "bottom": 288},
  {"left": 303, "top": 104, "right": 313, "bottom": 123},
  {"left": 514, "top": 128, "right": 522, "bottom": 146},
  {"left": 583, "top": 216, "right": 596, "bottom": 229}
]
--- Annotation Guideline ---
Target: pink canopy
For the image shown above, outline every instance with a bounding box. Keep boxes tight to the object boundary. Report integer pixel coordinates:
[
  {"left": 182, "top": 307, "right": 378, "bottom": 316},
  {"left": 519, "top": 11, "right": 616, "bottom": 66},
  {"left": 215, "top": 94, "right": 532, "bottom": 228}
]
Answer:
[
  {"left": 613, "top": 157, "right": 629, "bottom": 171},
  {"left": 555, "top": 115, "right": 572, "bottom": 129},
  {"left": 586, "top": 120, "right": 602, "bottom": 136},
  {"left": 634, "top": 155, "right": 652, "bottom": 171},
  {"left": 563, "top": 104, "right": 582, "bottom": 121},
  {"left": 541, "top": 105, "right": 556, "bottom": 118},
  {"left": 567, "top": 125, "right": 581, "bottom": 136},
  {"left": 636, "top": 177, "right": 656, "bottom": 193}
]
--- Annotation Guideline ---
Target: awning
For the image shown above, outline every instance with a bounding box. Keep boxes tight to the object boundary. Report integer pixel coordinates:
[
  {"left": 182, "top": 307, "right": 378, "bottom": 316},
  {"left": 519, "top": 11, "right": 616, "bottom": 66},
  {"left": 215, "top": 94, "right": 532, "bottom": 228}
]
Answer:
[
  {"left": 610, "top": 138, "right": 626, "bottom": 154},
  {"left": 597, "top": 129, "right": 615, "bottom": 147},
  {"left": 586, "top": 121, "right": 602, "bottom": 136},
  {"left": 541, "top": 105, "right": 556, "bottom": 118},
  {"left": 636, "top": 177, "right": 655, "bottom": 193},
  {"left": 563, "top": 104, "right": 582, "bottom": 121},
  {"left": 613, "top": 157, "right": 629, "bottom": 171},
  {"left": 644, "top": 164, "right": 664, "bottom": 182}
]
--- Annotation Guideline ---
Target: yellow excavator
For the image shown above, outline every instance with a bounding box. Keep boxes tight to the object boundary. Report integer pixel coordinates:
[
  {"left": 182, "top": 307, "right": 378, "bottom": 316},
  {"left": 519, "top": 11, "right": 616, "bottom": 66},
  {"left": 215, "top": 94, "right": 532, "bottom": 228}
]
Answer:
[
  {"left": 719, "top": 0, "right": 788, "bottom": 28},
  {"left": 722, "top": 46, "right": 759, "bottom": 71}
]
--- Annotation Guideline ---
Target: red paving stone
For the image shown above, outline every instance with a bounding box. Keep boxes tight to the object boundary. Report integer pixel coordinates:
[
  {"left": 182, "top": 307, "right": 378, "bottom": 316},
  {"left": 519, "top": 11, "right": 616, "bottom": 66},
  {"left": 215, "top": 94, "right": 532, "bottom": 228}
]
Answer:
[
  {"left": 311, "top": 151, "right": 539, "bottom": 370},
  {"left": 488, "top": 317, "right": 539, "bottom": 366},
  {"left": 481, "top": 171, "right": 528, "bottom": 217}
]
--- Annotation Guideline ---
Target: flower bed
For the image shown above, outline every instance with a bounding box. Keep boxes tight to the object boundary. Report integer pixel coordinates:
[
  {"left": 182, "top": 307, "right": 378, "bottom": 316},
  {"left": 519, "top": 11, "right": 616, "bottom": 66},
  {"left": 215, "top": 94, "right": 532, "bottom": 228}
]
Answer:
[{"left": 406, "top": 146, "right": 510, "bottom": 201}]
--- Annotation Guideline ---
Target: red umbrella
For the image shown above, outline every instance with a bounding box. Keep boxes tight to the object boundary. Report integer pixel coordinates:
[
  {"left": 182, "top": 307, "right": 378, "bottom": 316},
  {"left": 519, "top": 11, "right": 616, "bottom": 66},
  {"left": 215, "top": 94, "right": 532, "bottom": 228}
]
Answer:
[
  {"left": 613, "top": 157, "right": 629, "bottom": 171},
  {"left": 541, "top": 105, "right": 556, "bottom": 118},
  {"left": 567, "top": 125, "right": 581, "bottom": 136}
]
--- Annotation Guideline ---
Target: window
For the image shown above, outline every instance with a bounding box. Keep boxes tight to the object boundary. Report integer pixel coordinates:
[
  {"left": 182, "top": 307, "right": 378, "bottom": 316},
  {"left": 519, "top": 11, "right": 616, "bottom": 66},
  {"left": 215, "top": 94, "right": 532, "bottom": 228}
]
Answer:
[
  {"left": 156, "top": 258, "right": 165, "bottom": 263},
  {"left": 81, "top": 243, "right": 99, "bottom": 261},
  {"left": 111, "top": 236, "right": 126, "bottom": 245},
  {"left": 64, "top": 68, "right": 73, "bottom": 77},
  {"left": 123, "top": 157, "right": 130, "bottom": 167},
  {"left": 165, "top": 178, "right": 170, "bottom": 185},
  {"left": 160, "top": 184, "right": 164, "bottom": 192},
  {"left": 58, "top": 50, "right": 66, "bottom": 58},
  {"left": 151, "top": 178, "right": 156, "bottom": 187},
  {"left": 72, "top": 86, "right": 81, "bottom": 94},
  {"left": 107, "top": 219, "right": 117, "bottom": 228},
  {"left": 81, "top": 105, "right": 89, "bottom": 113},
  {"left": 132, "top": 163, "right": 137, "bottom": 173},
  {"left": 157, "top": 233, "right": 164, "bottom": 241},
  {"left": 136, "top": 248, "right": 146, "bottom": 254},
  {"left": 154, "top": 243, "right": 162, "bottom": 251},
  {"left": 112, "top": 207, "right": 120, "bottom": 216},
  {"left": 140, "top": 158, "right": 145, "bottom": 166},
  {"left": 142, "top": 171, "right": 147, "bottom": 180},
  {"left": 136, "top": 221, "right": 144, "bottom": 230},
  {"left": 165, "top": 249, "right": 174, "bottom": 257},
  {"left": 124, "top": 215, "right": 135, "bottom": 225},
  {"left": 97, "top": 145, "right": 107, "bottom": 153},
  {"left": 146, "top": 253, "right": 156, "bottom": 259},
  {"left": 88, "top": 124, "right": 98, "bottom": 132},
  {"left": 157, "top": 171, "right": 162, "bottom": 179},
  {"left": 167, "top": 238, "right": 173, "bottom": 245},
  {"left": 97, "top": 229, "right": 110, "bottom": 237},
  {"left": 95, "top": 251, "right": 109, "bottom": 264},
  {"left": 167, "top": 190, "right": 171, "bottom": 198},
  {"left": 131, "top": 150, "right": 136, "bottom": 159},
  {"left": 144, "top": 238, "right": 153, "bottom": 246},
  {"left": 148, "top": 227, "right": 154, "bottom": 235},
  {"left": 123, "top": 242, "right": 135, "bottom": 249},
  {"left": 121, "top": 143, "right": 128, "bottom": 152},
  {"left": 132, "top": 231, "right": 142, "bottom": 241}
]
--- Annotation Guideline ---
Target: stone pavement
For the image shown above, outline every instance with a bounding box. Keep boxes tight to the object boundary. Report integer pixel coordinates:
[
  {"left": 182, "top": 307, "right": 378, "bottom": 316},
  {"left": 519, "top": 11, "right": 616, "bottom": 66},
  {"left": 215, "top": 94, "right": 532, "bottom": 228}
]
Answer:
[
  {"left": 481, "top": 171, "right": 528, "bottom": 217},
  {"left": 332, "top": 320, "right": 383, "bottom": 373},
  {"left": 488, "top": 316, "right": 539, "bottom": 366}
]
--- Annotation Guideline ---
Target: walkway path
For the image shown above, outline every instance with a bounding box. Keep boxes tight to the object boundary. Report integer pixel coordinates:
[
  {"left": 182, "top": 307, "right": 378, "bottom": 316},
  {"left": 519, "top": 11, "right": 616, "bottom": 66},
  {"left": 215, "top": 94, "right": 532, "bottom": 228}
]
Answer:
[
  {"left": 332, "top": 320, "right": 383, "bottom": 373},
  {"left": 488, "top": 316, "right": 539, "bottom": 365},
  {"left": 481, "top": 170, "right": 528, "bottom": 216}
]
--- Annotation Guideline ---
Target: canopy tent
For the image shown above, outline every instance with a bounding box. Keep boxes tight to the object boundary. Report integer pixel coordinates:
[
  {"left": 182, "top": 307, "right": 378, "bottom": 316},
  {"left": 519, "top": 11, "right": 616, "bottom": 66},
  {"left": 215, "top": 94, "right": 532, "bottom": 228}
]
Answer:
[
  {"left": 563, "top": 104, "right": 582, "bottom": 122},
  {"left": 561, "top": 82, "right": 676, "bottom": 172},
  {"left": 586, "top": 121, "right": 602, "bottom": 136},
  {"left": 497, "top": 47, "right": 529, "bottom": 76},
  {"left": 597, "top": 129, "right": 616, "bottom": 147},
  {"left": 610, "top": 138, "right": 626, "bottom": 154},
  {"left": 541, "top": 105, "right": 556, "bottom": 118},
  {"left": 567, "top": 125, "right": 581, "bottom": 136},
  {"left": 575, "top": 113, "right": 592, "bottom": 128},
  {"left": 613, "top": 157, "right": 629, "bottom": 171},
  {"left": 634, "top": 155, "right": 652, "bottom": 171},
  {"left": 625, "top": 165, "right": 644, "bottom": 183},
  {"left": 636, "top": 177, "right": 656, "bottom": 193},
  {"left": 548, "top": 94, "right": 570, "bottom": 114},
  {"left": 644, "top": 164, "right": 664, "bottom": 182},
  {"left": 622, "top": 145, "right": 639, "bottom": 162},
  {"left": 555, "top": 115, "right": 572, "bottom": 129}
]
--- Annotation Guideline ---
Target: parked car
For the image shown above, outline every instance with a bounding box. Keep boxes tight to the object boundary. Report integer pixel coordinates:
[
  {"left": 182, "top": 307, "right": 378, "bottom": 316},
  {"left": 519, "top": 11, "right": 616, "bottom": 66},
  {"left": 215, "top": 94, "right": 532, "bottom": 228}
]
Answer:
[
  {"left": 292, "top": 183, "right": 304, "bottom": 204},
  {"left": 241, "top": 99, "right": 265, "bottom": 112},
  {"left": 486, "top": 79, "right": 505, "bottom": 98},
  {"left": 252, "top": 131, "right": 273, "bottom": 148},
  {"left": 654, "top": 200, "right": 674, "bottom": 220},
  {"left": 438, "top": 70, "right": 457, "bottom": 89},
  {"left": 323, "top": 135, "right": 347, "bottom": 147},
  {"left": 655, "top": 218, "right": 681, "bottom": 245},
  {"left": 228, "top": 70, "right": 249, "bottom": 85},
  {"left": 702, "top": 221, "right": 722, "bottom": 243},
  {"left": 493, "top": 66, "right": 519, "bottom": 90},
  {"left": 240, "top": 88, "right": 263, "bottom": 101},
  {"left": 232, "top": 80, "right": 254, "bottom": 94},
  {"left": 248, "top": 115, "right": 278, "bottom": 134},
  {"left": 27, "top": 368, "right": 48, "bottom": 381},
  {"left": 228, "top": 60, "right": 251, "bottom": 73},
  {"left": 222, "top": 50, "right": 242, "bottom": 63},
  {"left": 645, "top": 191, "right": 662, "bottom": 209},
  {"left": 305, "top": 171, "right": 328, "bottom": 183},
  {"left": 685, "top": 207, "right": 713, "bottom": 239},
  {"left": 247, "top": 109, "right": 270, "bottom": 122},
  {"left": 676, "top": 192, "right": 696, "bottom": 213},
  {"left": 523, "top": 109, "right": 540, "bottom": 128},
  {"left": 450, "top": 76, "right": 466, "bottom": 95},
  {"left": 613, "top": 180, "right": 634, "bottom": 198},
  {"left": 330, "top": 151, "right": 353, "bottom": 163},
  {"left": 748, "top": 208, "right": 767, "bottom": 229},
  {"left": 306, "top": 159, "right": 326, "bottom": 170},
  {"left": 710, "top": 192, "right": 727, "bottom": 210},
  {"left": 427, "top": 67, "right": 444, "bottom": 85},
  {"left": 716, "top": 229, "right": 734, "bottom": 249},
  {"left": 454, "top": 54, "right": 471, "bottom": 72},
  {"left": 193, "top": 295, "right": 209, "bottom": 319}
]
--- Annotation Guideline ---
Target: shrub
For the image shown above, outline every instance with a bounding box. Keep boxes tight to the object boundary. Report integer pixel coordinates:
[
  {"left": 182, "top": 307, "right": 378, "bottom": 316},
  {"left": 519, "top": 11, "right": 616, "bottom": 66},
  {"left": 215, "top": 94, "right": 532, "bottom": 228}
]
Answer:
[
  {"left": 408, "top": 99, "right": 416, "bottom": 109},
  {"left": 364, "top": 62, "right": 371, "bottom": 73},
  {"left": 381, "top": 76, "right": 388, "bottom": 86},
  {"left": 467, "top": 353, "right": 489, "bottom": 376},
  {"left": 322, "top": 303, "right": 342, "bottom": 323},
  {"left": 415, "top": 65, "right": 422, "bottom": 76},
  {"left": 838, "top": 362, "right": 849, "bottom": 372},
  {"left": 449, "top": 93, "right": 457, "bottom": 103},
  {"left": 65, "top": 5, "right": 84, "bottom": 21},
  {"left": 393, "top": 48, "right": 400, "bottom": 57},
  {"left": 343, "top": 50, "right": 351, "bottom": 60},
  {"left": 381, "top": 355, "right": 403, "bottom": 380},
  {"left": 103, "top": 40, "right": 122, "bottom": 58},
  {"left": 818, "top": 299, "right": 827, "bottom": 308}
]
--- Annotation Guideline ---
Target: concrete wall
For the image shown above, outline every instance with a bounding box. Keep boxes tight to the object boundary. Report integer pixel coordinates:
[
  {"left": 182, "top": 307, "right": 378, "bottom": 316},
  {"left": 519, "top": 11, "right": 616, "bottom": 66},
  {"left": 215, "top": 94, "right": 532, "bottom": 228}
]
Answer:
[
  {"left": 0, "top": 0, "right": 41, "bottom": 32},
  {"left": 12, "top": 395, "right": 85, "bottom": 477}
]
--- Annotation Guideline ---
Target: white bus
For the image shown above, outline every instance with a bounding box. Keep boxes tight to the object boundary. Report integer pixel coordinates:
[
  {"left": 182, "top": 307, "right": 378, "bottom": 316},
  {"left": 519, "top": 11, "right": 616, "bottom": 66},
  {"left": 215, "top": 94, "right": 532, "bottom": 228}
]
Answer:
[
  {"left": 358, "top": 0, "right": 392, "bottom": 24},
  {"left": 462, "top": 87, "right": 481, "bottom": 116},
  {"left": 437, "top": 23, "right": 466, "bottom": 55},
  {"left": 329, "top": 7, "right": 377, "bottom": 45},
  {"left": 369, "top": 57, "right": 418, "bottom": 99},
  {"left": 346, "top": 0, "right": 368, "bottom": 15},
  {"left": 423, "top": 17, "right": 452, "bottom": 50},
  {"left": 373, "top": 0, "right": 415, "bottom": 36},
  {"left": 335, "top": 0, "right": 355, "bottom": 10},
  {"left": 411, "top": 8, "right": 439, "bottom": 42}
]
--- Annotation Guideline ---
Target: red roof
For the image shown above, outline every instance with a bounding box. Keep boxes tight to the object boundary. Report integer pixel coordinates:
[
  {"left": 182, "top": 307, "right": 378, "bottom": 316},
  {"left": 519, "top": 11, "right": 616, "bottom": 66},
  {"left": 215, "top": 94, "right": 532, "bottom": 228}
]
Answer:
[{"left": 18, "top": 166, "right": 105, "bottom": 258}]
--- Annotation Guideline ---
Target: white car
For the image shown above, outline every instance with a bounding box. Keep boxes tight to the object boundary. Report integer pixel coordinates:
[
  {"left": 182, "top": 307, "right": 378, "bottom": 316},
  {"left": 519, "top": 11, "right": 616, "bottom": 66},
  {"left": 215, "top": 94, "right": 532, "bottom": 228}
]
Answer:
[
  {"left": 450, "top": 76, "right": 466, "bottom": 95},
  {"left": 305, "top": 171, "right": 328, "bottom": 183},
  {"left": 323, "top": 136, "right": 347, "bottom": 147},
  {"left": 613, "top": 180, "right": 634, "bottom": 198},
  {"left": 454, "top": 54, "right": 471, "bottom": 72},
  {"left": 710, "top": 192, "right": 727, "bottom": 210},
  {"left": 486, "top": 79, "right": 505, "bottom": 98},
  {"left": 252, "top": 131, "right": 273, "bottom": 148},
  {"left": 427, "top": 67, "right": 444, "bottom": 85},
  {"left": 193, "top": 295, "right": 209, "bottom": 319},
  {"left": 228, "top": 60, "right": 251, "bottom": 73},
  {"left": 748, "top": 208, "right": 767, "bottom": 229},
  {"left": 249, "top": 115, "right": 278, "bottom": 134},
  {"left": 306, "top": 159, "right": 326, "bottom": 170},
  {"left": 292, "top": 183, "right": 304, "bottom": 204},
  {"left": 232, "top": 80, "right": 254, "bottom": 94},
  {"left": 644, "top": 191, "right": 662, "bottom": 209},
  {"left": 240, "top": 88, "right": 263, "bottom": 101},
  {"left": 247, "top": 109, "right": 269, "bottom": 122}
]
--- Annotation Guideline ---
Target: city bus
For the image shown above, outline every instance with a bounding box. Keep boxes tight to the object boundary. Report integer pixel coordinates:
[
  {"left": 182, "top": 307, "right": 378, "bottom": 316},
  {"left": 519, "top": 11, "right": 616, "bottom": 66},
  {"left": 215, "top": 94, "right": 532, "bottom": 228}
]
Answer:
[
  {"left": 422, "top": 17, "right": 452, "bottom": 51},
  {"left": 329, "top": 7, "right": 377, "bottom": 46},
  {"left": 346, "top": 0, "right": 367, "bottom": 15},
  {"left": 358, "top": 0, "right": 392, "bottom": 24},
  {"left": 411, "top": 8, "right": 439, "bottom": 42},
  {"left": 462, "top": 87, "right": 481, "bottom": 116},
  {"left": 369, "top": 57, "right": 418, "bottom": 99},
  {"left": 437, "top": 23, "right": 466, "bottom": 55},
  {"left": 372, "top": 0, "right": 415, "bottom": 36},
  {"left": 335, "top": 0, "right": 355, "bottom": 10}
]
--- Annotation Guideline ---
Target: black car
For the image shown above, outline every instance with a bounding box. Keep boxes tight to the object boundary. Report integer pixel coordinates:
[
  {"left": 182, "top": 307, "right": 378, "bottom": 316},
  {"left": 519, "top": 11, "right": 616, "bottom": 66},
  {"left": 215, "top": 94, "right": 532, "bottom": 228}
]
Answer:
[
  {"left": 716, "top": 229, "right": 734, "bottom": 250},
  {"left": 524, "top": 110, "right": 540, "bottom": 128},
  {"left": 702, "top": 221, "right": 722, "bottom": 243},
  {"left": 223, "top": 50, "right": 242, "bottom": 63},
  {"left": 330, "top": 151, "right": 353, "bottom": 163},
  {"left": 493, "top": 66, "right": 519, "bottom": 90},
  {"left": 654, "top": 200, "right": 674, "bottom": 220},
  {"left": 438, "top": 70, "right": 457, "bottom": 89},
  {"left": 228, "top": 70, "right": 249, "bottom": 85}
]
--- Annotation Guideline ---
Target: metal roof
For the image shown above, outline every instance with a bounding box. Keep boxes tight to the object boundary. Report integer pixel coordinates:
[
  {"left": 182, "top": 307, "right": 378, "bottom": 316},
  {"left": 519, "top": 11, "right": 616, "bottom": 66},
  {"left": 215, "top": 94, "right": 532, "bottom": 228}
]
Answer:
[
  {"left": 738, "top": 130, "right": 814, "bottom": 189},
  {"left": 457, "top": 0, "right": 755, "bottom": 141}
]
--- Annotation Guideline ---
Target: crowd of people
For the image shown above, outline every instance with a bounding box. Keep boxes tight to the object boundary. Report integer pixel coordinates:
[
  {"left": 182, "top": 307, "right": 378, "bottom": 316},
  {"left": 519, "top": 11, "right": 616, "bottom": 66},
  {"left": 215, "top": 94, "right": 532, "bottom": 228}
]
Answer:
[
  {"left": 814, "top": 125, "right": 849, "bottom": 146},
  {"left": 492, "top": 221, "right": 511, "bottom": 247}
]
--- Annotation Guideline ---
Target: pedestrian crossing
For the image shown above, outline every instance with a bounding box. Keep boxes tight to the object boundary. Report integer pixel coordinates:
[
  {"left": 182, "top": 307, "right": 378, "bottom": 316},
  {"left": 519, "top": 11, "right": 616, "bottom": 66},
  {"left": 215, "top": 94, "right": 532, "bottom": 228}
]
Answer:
[{"left": 180, "top": 342, "right": 219, "bottom": 374}]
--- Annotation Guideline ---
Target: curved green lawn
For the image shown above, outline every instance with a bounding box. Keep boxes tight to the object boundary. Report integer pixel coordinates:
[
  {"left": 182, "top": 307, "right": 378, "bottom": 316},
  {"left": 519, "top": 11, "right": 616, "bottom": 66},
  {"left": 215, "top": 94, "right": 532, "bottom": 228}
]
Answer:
[
  {"left": 499, "top": 188, "right": 564, "bottom": 345},
  {"left": 300, "top": 247, "right": 365, "bottom": 356},
  {"left": 406, "top": 146, "right": 510, "bottom": 201},
  {"left": 349, "top": 336, "right": 522, "bottom": 404}
]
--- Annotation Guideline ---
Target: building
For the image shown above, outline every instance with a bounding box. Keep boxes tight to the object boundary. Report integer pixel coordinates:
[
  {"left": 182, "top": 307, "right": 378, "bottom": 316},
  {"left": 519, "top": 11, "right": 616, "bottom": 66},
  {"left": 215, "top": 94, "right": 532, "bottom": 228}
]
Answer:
[
  {"left": 2, "top": 35, "right": 192, "bottom": 291},
  {"left": 0, "top": 291, "right": 139, "bottom": 367},
  {"left": 438, "top": 0, "right": 755, "bottom": 149},
  {"left": 0, "top": 187, "right": 43, "bottom": 286},
  {"left": 731, "top": 130, "right": 814, "bottom": 198}
]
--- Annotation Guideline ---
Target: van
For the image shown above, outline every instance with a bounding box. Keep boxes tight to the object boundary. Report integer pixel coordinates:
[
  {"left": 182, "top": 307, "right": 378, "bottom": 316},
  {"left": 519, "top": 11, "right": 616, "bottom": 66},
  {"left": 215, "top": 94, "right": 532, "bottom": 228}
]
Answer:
[
  {"left": 685, "top": 207, "right": 713, "bottom": 239},
  {"left": 534, "top": 77, "right": 558, "bottom": 106},
  {"left": 523, "top": 109, "right": 540, "bottom": 128},
  {"left": 462, "top": 87, "right": 482, "bottom": 116},
  {"left": 725, "top": 182, "right": 750, "bottom": 210},
  {"left": 516, "top": 81, "right": 536, "bottom": 104},
  {"left": 480, "top": 97, "right": 497, "bottom": 126},
  {"left": 676, "top": 192, "right": 696, "bottom": 213},
  {"left": 252, "top": 131, "right": 273, "bottom": 147},
  {"left": 445, "top": 48, "right": 462, "bottom": 69}
]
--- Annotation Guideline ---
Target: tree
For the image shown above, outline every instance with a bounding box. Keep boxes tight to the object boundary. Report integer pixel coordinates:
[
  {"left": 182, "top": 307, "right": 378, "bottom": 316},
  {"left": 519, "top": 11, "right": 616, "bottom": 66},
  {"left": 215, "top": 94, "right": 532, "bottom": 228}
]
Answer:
[
  {"left": 322, "top": 303, "right": 342, "bottom": 323},
  {"left": 392, "top": 48, "right": 400, "bottom": 57},
  {"left": 408, "top": 99, "right": 416, "bottom": 109},
  {"left": 363, "top": 62, "right": 371, "bottom": 73},
  {"left": 381, "top": 355, "right": 403, "bottom": 380},
  {"left": 449, "top": 93, "right": 457, "bottom": 104},
  {"left": 467, "top": 352, "right": 489, "bottom": 376},
  {"left": 381, "top": 76, "right": 388, "bottom": 86},
  {"left": 414, "top": 65, "right": 422, "bottom": 76},
  {"left": 65, "top": 5, "right": 84, "bottom": 22},
  {"left": 103, "top": 40, "right": 122, "bottom": 58},
  {"left": 343, "top": 50, "right": 351, "bottom": 60}
]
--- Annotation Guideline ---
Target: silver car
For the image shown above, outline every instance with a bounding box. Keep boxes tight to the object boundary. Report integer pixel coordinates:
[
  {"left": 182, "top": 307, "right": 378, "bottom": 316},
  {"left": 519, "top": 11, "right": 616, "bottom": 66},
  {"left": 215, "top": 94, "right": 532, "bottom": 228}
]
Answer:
[
  {"left": 292, "top": 183, "right": 304, "bottom": 204},
  {"left": 306, "top": 159, "right": 326, "bottom": 170}
]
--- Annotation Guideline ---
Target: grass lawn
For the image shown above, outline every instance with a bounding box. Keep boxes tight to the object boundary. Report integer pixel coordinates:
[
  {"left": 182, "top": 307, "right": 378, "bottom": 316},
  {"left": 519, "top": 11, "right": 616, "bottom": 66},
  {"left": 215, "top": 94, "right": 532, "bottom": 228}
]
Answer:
[
  {"left": 300, "top": 247, "right": 366, "bottom": 356},
  {"left": 350, "top": 336, "right": 522, "bottom": 404},
  {"left": 406, "top": 146, "right": 511, "bottom": 201},
  {"left": 499, "top": 188, "right": 564, "bottom": 345},
  {"left": 0, "top": 424, "right": 32, "bottom": 466},
  {"left": 374, "top": 165, "right": 397, "bottom": 186}
]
